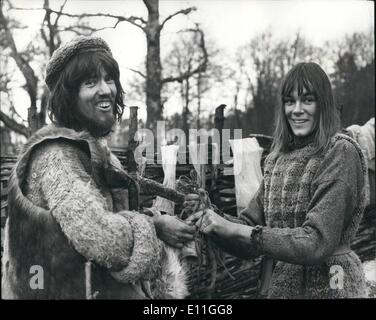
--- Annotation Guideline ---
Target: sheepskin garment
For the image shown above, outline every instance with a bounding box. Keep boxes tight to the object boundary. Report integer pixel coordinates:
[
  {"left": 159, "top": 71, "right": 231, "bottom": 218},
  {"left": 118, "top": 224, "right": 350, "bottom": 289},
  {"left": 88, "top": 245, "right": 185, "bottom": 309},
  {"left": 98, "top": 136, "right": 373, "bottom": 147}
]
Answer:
[{"left": 2, "top": 124, "right": 187, "bottom": 299}]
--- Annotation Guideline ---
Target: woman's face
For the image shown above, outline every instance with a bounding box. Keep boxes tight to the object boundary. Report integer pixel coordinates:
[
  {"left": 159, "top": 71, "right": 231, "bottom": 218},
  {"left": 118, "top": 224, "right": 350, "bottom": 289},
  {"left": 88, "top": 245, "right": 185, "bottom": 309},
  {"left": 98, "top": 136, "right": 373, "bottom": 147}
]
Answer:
[
  {"left": 284, "top": 88, "right": 317, "bottom": 137},
  {"left": 76, "top": 67, "right": 117, "bottom": 136}
]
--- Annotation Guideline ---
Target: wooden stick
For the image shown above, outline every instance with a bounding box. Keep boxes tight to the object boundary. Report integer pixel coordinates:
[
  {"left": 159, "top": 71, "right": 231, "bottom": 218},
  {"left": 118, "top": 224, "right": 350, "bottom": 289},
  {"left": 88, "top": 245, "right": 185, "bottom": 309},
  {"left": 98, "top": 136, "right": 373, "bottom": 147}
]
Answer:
[
  {"left": 138, "top": 176, "right": 185, "bottom": 204},
  {"left": 128, "top": 106, "right": 139, "bottom": 210},
  {"left": 85, "top": 261, "right": 92, "bottom": 300}
]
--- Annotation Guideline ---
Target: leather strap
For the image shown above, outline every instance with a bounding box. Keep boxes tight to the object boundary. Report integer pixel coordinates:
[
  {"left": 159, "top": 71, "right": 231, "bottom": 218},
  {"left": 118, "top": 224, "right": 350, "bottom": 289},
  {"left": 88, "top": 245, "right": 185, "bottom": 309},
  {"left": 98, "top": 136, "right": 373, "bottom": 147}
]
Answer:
[
  {"left": 332, "top": 244, "right": 352, "bottom": 256},
  {"left": 258, "top": 256, "right": 274, "bottom": 297}
]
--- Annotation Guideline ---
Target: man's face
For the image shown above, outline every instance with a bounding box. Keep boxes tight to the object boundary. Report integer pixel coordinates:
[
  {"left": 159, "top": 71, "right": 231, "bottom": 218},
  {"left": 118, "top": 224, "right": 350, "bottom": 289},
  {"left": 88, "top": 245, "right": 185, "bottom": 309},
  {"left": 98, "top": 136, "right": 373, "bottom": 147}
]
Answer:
[
  {"left": 76, "top": 67, "right": 117, "bottom": 136},
  {"left": 284, "top": 88, "right": 318, "bottom": 137}
]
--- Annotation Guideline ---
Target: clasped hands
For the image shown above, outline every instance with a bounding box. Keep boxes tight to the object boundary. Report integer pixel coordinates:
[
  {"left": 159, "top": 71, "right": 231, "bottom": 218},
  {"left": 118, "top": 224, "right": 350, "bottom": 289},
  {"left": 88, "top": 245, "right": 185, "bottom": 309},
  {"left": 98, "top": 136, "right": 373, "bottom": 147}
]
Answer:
[{"left": 152, "top": 193, "right": 233, "bottom": 249}]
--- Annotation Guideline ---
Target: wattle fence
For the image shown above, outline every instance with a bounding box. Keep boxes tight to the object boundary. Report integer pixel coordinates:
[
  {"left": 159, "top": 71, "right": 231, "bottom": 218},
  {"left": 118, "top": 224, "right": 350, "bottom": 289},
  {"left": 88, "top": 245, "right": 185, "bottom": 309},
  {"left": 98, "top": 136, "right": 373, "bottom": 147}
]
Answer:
[{"left": 1, "top": 107, "right": 375, "bottom": 299}]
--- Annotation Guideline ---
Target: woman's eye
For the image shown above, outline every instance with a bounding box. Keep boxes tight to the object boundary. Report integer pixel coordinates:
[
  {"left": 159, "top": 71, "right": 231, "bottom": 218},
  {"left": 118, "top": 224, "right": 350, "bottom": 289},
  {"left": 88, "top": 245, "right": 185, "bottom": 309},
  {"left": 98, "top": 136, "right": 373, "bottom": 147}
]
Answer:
[
  {"left": 284, "top": 99, "right": 295, "bottom": 106},
  {"left": 303, "top": 96, "right": 316, "bottom": 104}
]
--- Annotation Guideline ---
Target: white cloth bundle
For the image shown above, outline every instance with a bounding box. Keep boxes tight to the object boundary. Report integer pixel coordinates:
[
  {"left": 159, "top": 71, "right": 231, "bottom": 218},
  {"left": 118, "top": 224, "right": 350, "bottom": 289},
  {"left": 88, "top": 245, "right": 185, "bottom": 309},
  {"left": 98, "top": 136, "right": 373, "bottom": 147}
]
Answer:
[
  {"left": 188, "top": 143, "right": 210, "bottom": 187},
  {"left": 229, "top": 138, "right": 263, "bottom": 215},
  {"left": 153, "top": 145, "right": 180, "bottom": 215}
]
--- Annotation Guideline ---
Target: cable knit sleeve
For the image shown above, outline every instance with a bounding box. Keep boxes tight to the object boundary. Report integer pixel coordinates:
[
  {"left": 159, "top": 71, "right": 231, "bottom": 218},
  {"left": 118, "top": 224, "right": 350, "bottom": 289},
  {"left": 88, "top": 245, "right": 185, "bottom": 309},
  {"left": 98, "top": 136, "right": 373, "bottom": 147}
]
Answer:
[
  {"left": 252, "top": 139, "right": 364, "bottom": 265},
  {"left": 30, "top": 140, "right": 160, "bottom": 277}
]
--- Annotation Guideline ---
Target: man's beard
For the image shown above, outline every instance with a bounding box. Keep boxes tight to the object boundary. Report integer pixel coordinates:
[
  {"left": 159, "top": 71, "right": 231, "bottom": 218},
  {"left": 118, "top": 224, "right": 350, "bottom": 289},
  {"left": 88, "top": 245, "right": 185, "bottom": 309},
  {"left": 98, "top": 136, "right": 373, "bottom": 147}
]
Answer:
[{"left": 77, "top": 111, "right": 116, "bottom": 138}]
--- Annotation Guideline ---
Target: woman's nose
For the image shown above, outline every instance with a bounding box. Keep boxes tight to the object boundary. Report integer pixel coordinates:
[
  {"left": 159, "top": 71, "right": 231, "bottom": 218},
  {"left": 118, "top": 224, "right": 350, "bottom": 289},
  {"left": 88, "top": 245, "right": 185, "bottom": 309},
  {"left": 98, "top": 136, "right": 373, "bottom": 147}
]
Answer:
[{"left": 292, "top": 100, "right": 303, "bottom": 114}]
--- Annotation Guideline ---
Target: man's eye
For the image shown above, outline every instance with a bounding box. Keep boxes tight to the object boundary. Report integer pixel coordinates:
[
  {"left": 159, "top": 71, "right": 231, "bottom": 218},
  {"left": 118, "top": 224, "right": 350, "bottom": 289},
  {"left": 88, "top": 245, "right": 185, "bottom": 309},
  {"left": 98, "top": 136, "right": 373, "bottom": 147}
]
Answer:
[
  {"left": 84, "top": 79, "right": 96, "bottom": 86},
  {"left": 105, "top": 76, "right": 115, "bottom": 83}
]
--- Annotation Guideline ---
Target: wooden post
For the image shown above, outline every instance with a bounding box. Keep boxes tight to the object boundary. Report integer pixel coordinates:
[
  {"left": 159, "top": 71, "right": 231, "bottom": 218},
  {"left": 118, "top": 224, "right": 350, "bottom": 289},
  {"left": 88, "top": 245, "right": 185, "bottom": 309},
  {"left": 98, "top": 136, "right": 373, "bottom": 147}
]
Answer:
[
  {"left": 128, "top": 106, "right": 138, "bottom": 173},
  {"left": 85, "top": 261, "right": 92, "bottom": 299},
  {"left": 199, "top": 144, "right": 207, "bottom": 190},
  {"left": 128, "top": 106, "right": 139, "bottom": 211},
  {"left": 85, "top": 261, "right": 98, "bottom": 299},
  {"left": 211, "top": 104, "right": 226, "bottom": 207},
  {"left": 214, "top": 104, "right": 226, "bottom": 164}
]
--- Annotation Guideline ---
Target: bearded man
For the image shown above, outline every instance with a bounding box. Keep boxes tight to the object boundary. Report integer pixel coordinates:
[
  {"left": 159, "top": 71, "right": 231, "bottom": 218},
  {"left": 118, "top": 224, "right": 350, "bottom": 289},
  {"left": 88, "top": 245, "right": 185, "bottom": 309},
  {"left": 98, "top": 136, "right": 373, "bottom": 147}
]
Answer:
[{"left": 2, "top": 36, "right": 195, "bottom": 299}]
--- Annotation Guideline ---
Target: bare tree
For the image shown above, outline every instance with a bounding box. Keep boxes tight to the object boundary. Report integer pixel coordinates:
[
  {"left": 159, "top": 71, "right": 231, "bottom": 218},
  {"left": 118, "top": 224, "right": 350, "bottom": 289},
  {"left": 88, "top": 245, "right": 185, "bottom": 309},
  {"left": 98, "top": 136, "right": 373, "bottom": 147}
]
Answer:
[
  {"left": 1, "top": 0, "right": 135, "bottom": 137},
  {"left": 1, "top": 1, "right": 38, "bottom": 136},
  {"left": 162, "top": 26, "right": 205, "bottom": 135},
  {"left": 0, "top": 0, "right": 101, "bottom": 136},
  {"left": 34, "top": 0, "right": 202, "bottom": 130},
  {"left": 231, "top": 31, "right": 322, "bottom": 135},
  {"left": 329, "top": 30, "right": 375, "bottom": 127},
  {"left": 162, "top": 25, "right": 233, "bottom": 136}
]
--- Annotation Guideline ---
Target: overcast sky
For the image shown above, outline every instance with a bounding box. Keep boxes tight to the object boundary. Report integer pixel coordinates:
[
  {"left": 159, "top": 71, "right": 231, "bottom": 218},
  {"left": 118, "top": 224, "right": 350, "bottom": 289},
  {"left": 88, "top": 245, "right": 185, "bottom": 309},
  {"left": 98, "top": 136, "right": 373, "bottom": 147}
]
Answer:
[{"left": 4, "top": 0, "right": 375, "bottom": 122}]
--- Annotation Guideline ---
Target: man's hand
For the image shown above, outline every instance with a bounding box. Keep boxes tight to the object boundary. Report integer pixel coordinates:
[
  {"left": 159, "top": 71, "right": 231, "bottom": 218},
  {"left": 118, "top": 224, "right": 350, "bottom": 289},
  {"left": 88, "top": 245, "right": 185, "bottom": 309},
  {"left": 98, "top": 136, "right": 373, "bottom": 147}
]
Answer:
[{"left": 153, "top": 214, "right": 196, "bottom": 248}]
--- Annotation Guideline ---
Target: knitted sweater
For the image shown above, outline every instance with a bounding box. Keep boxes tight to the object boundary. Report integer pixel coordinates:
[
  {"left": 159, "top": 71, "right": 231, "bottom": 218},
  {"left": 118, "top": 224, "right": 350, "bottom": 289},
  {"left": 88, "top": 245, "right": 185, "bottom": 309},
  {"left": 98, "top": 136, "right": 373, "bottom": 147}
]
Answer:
[
  {"left": 2, "top": 124, "right": 187, "bottom": 299},
  {"left": 238, "top": 134, "right": 368, "bottom": 298}
]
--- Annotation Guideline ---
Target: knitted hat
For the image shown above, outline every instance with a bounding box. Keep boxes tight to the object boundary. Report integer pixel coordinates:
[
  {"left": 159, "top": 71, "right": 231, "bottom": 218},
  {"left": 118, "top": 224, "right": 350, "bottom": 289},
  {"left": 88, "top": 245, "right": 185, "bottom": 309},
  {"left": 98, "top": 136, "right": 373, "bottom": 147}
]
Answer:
[{"left": 45, "top": 36, "right": 112, "bottom": 91}]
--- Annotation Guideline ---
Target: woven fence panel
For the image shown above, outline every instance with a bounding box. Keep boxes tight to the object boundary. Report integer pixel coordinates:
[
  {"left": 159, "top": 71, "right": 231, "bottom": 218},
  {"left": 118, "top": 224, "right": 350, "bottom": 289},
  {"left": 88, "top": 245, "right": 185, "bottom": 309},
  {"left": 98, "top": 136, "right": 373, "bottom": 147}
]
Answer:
[{"left": 1, "top": 133, "right": 374, "bottom": 298}]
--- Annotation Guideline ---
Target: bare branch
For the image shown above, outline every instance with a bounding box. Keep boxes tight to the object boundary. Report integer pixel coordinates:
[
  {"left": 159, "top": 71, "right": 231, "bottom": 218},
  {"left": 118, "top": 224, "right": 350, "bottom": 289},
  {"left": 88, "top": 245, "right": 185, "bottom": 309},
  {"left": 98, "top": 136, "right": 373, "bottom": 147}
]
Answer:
[
  {"left": 40, "top": 23, "right": 48, "bottom": 46},
  {"left": 0, "top": 5, "right": 38, "bottom": 106},
  {"left": 162, "top": 27, "right": 208, "bottom": 84},
  {"left": 160, "top": 6, "right": 197, "bottom": 30},
  {"left": 54, "top": 0, "right": 68, "bottom": 28},
  {"left": 8, "top": 5, "right": 44, "bottom": 11},
  {"left": 9, "top": 2, "right": 146, "bottom": 31},
  {"left": 58, "top": 22, "right": 123, "bottom": 35},
  {"left": 128, "top": 68, "right": 146, "bottom": 78},
  {"left": 45, "top": 8, "right": 147, "bottom": 31},
  {"left": 0, "top": 110, "right": 30, "bottom": 137},
  {"left": 58, "top": 25, "right": 96, "bottom": 35},
  {"left": 10, "top": 105, "right": 27, "bottom": 123},
  {"left": 43, "top": 0, "right": 56, "bottom": 54}
]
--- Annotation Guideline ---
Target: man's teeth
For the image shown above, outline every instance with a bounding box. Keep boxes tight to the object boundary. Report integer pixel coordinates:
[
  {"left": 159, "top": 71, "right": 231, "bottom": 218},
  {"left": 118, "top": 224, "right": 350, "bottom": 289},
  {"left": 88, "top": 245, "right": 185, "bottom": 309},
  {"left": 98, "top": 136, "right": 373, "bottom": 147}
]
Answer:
[{"left": 98, "top": 102, "right": 111, "bottom": 109}]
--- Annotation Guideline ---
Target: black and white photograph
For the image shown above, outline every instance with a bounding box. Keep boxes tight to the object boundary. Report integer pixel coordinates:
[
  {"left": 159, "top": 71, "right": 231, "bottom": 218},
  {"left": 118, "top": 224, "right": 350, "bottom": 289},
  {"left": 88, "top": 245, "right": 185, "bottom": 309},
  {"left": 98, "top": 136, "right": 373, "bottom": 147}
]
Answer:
[{"left": 0, "top": 0, "right": 374, "bottom": 303}]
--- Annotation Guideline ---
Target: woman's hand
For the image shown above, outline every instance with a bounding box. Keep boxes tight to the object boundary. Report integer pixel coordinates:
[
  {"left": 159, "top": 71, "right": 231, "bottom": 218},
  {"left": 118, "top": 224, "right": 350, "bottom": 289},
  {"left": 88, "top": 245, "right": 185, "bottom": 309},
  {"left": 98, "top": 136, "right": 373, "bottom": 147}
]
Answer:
[
  {"left": 153, "top": 214, "right": 196, "bottom": 249},
  {"left": 186, "top": 209, "right": 234, "bottom": 238}
]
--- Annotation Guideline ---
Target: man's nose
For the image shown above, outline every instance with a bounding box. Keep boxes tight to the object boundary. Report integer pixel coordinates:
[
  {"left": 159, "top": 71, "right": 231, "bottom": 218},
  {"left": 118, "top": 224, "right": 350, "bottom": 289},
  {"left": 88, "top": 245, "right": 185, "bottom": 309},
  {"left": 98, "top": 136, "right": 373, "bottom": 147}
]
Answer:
[{"left": 97, "top": 79, "right": 111, "bottom": 95}]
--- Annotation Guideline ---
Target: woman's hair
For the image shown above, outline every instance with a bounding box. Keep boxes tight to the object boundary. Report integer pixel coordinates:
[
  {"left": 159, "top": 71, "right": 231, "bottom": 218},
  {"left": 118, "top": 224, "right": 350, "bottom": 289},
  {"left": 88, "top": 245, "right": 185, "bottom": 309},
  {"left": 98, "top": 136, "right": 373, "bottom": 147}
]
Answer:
[
  {"left": 47, "top": 50, "right": 125, "bottom": 131},
  {"left": 270, "top": 62, "right": 340, "bottom": 155}
]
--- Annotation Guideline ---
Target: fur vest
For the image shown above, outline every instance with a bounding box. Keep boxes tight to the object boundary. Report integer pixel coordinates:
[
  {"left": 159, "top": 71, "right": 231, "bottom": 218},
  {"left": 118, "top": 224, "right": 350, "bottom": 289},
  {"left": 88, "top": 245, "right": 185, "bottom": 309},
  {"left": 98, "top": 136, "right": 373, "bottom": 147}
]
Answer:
[{"left": 2, "top": 124, "right": 187, "bottom": 299}]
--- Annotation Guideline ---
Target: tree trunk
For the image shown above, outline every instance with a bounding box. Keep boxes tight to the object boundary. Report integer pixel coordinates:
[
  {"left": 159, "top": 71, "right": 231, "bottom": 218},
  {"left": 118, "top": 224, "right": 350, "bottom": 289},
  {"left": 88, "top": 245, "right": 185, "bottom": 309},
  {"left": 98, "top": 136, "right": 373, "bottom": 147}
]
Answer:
[
  {"left": 196, "top": 72, "right": 202, "bottom": 128},
  {"left": 144, "top": 0, "right": 162, "bottom": 131},
  {"left": 183, "top": 78, "right": 190, "bottom": 137}
]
